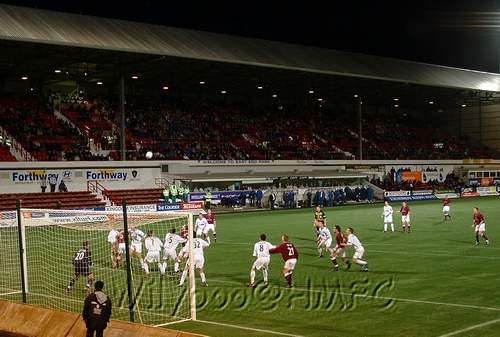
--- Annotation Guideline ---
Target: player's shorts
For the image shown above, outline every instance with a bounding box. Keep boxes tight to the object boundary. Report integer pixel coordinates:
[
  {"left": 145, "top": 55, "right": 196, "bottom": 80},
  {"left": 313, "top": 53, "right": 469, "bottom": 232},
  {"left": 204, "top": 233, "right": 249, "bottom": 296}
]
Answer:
[
  {"left": 353, "top": 247, "right": 365, "bottom": 260},
  {"left": 196, "top": 227, "right": 206, "bottom": 237},
  {"left": 145, "top": 251, "right": 161, "bottom": 263},
  {"left": 118, "top": 242, "right": 126, "bottom": 254},
  {"left": 204, "top": 223, "right": 215, "bottom": 234},
  {"left": 384, "top": 215, "right": 393, "bottom": 223},
  {"left": 131, "top": 243, "right": 142, "bottom": 254},
  {"left": 319, "top": 238, "right": 332, "bottom": 248},
  {"left": 252, "top": 257, "right": 270, "bottom": 270},
  {"left": 402, "top": 215, "right": 410, "bottom": 223},
  {"left": 443, "top": 205, "right": 450, "bottom": 213},
  {"left": 163, "top": 248, "right": 178, "bottom": 260},
  {"left": 284, "top": 258, "right": 297, "bottom": 271},
  {"left": 475, "top": 223, "right": 486, "bottom": 232},
  {"left": 75, "top": 265, "right": 91, "bottom": 276},
  {"left": 193, "top": 254, "right": 205, "bottom": 269},
  {"left": 334, "top": 246, "right": 347, "bottom": 258}
]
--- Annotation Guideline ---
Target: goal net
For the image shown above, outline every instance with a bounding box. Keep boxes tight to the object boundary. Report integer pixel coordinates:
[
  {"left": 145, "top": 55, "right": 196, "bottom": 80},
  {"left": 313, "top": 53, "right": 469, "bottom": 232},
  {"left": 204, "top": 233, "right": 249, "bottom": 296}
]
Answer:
[{"left": 0, "top": 208, "right": 195, "bottom": 326}]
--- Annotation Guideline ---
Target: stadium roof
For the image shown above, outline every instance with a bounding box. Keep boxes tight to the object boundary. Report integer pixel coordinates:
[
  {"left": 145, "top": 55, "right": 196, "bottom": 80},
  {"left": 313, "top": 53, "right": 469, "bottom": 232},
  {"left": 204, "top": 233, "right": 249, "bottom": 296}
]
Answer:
[{"left": 1, "top": 4, "right": 500, "bottom": 92}]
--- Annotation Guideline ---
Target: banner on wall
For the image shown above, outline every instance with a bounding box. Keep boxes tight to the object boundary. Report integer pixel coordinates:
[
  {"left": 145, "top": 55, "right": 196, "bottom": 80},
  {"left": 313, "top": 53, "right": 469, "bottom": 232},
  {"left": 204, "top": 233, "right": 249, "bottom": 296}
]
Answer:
[
  {"left": 0, "top": 167, "right": 160, "bottom": 193},
  {"left": 477, "top": 186, "right": 499, "bottom": 196},
  {"left": 384, "top": 195, "right": 437, "bottom": 202},
  {"left": 422, "top": 171, "right": 445, "bottom": 183},
  {"left": 401, "top": 171, "right": 422, "bottom": 182}
]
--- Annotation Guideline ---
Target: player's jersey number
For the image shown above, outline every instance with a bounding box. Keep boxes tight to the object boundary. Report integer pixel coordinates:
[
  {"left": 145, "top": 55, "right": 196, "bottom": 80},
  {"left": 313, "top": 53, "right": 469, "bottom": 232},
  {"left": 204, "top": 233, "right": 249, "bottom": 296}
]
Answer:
[
  {"left": 259, "top": 244, "right": 264, "bottom": 252},
  {"left": 74, "top": 251, "right": 85, "bottom": 261},
  {"left": 287, "top": 245, "right": 295, "bottom": 256}
]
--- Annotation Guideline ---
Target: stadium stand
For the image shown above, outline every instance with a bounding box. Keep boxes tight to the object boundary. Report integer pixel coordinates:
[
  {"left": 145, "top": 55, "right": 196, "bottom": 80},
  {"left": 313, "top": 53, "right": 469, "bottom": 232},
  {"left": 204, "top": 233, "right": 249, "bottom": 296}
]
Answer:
[
  {"left": 0, "top": 143, "right": 16, "bottom": 161},
  {"left": 0, "top": 191, "right": 105, "bottom": 211},
  {"left": 0, "top": 94, "right": 495, "bottom": 161},
  {"left": 0, "top": 96, "right": 106, "bottom": 161},
  {"left": 102, "top": 188, "right": 163, "bottom": 205},
  {"left": 0, "top": 300, "right": 205, "bottom": 337}
]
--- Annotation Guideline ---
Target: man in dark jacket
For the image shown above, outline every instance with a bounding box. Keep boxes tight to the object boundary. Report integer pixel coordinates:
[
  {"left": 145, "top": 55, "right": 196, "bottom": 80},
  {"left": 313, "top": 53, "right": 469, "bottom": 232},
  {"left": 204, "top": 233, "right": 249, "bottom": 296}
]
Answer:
[{"left": 82, "top": 280, "right": 112, "bottom": 337}]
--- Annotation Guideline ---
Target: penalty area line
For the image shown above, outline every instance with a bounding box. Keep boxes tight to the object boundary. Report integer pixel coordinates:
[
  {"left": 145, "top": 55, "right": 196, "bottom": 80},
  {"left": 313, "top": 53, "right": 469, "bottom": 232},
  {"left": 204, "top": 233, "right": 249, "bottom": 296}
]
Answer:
[
  {"left": 196, "top": 319, "right": 306, "bottom": 337},
  {"left": 436, "top": 317, "right": 500, "bottom": 337}
]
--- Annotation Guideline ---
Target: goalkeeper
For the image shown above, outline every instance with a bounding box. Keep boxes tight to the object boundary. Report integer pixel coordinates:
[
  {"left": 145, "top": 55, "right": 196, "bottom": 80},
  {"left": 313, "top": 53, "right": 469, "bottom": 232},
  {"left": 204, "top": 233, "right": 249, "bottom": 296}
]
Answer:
[{"left": 66, "top": 240, "right": 94, "bottom": 293}]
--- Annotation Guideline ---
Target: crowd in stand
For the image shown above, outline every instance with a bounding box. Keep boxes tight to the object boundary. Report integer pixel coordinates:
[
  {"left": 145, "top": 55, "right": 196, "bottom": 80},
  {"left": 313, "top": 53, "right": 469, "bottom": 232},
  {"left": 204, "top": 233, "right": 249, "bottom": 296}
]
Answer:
[
  {"left": 0, "top": 94, "right": 495, "bottom": 161},
  {"left": 371, "top": 166, "right": 460, "bottom": 191}
]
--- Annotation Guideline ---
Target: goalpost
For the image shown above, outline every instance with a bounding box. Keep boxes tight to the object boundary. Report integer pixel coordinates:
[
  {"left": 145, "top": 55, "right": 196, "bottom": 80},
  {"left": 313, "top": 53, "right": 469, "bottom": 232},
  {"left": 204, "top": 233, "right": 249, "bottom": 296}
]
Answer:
[{"left": 0, "top": 207, "right": 195, "bottom": 326}]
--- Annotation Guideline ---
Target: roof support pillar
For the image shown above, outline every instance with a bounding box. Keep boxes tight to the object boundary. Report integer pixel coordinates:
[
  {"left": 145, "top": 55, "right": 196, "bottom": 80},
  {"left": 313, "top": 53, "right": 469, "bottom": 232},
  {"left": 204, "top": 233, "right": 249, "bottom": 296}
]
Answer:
[
  {"left": 358, "top": 98, "right": 363, "bottom": 160},
  {"left": 119, "top": 69, "right": 126, "bottom": 161}
]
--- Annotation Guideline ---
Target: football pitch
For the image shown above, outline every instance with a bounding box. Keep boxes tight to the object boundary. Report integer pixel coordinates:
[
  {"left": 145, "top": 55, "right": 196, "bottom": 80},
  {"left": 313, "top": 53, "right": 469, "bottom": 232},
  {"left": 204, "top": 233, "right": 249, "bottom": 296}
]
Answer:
[
  {"left": 171, "top": 197, "right": 500, "bottom": 337},
  {"left": 1, "top": 197, "right": 499, "bottom": 337}
]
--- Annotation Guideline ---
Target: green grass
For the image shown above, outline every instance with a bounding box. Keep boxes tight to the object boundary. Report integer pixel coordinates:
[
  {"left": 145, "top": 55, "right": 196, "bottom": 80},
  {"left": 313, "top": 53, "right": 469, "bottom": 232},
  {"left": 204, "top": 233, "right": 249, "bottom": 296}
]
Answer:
[
  {"left": 171, "top": 197, "right": 500, "bottom": 337},
  {"left": 1, "top": 197, "right": 500, "bottom": 337}
]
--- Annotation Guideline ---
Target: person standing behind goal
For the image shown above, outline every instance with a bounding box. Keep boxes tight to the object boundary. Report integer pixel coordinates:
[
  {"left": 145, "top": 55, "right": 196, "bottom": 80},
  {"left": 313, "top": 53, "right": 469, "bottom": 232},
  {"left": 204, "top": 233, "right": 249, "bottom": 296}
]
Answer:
[{"left": 82, "top": 280, "right": 111, "bottom": 337}]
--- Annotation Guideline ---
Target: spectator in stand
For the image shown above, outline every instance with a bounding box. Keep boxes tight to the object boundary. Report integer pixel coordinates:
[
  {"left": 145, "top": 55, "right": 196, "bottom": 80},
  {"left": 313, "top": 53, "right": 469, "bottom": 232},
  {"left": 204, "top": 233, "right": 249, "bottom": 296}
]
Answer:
[
  {"left": 256, "top": 189, "right": 263, "bottom": 208},
  {"left": 48, "top": 175, "right": 57, "bottom": 192},
  {"left": 58, "top": 180, "right": 68, "bottom": 192}
]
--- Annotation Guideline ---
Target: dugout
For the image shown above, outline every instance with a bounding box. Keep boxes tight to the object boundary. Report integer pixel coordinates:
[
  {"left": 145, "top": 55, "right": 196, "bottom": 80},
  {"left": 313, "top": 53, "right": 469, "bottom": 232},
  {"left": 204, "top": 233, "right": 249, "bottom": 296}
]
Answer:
[{"left": 1, "top": 4, "right": 500, "bottom": 160}]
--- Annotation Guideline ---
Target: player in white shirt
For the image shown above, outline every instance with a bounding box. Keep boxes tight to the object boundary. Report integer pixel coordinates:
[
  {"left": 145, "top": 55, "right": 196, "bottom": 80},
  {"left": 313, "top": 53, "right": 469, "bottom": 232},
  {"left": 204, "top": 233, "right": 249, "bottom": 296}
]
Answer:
[
  {"left": 161, "top": 228, "right": 187, "bottom": 274},
  {"left": 179, "top": 232, "right": 210, "bottom": 287},
  {"left": 317, "top": 223, "right": 333, "bottom": 257},
  {"left": 195, "top": 213, "right": 212, "bottom": 244},
  {"left": 345, "top": 227, "right": 368, "bottom": 271},
  {"left": 143, "top": 230, "right": 163, "bottom": 275},
  {"left": 129, "top": 226, "right": 146, "bottom": 271},
  {"left": 248, "top": 234, "right": 275, "bottom": 288},
  {"left": 107, "top": 228, "right": 120, "bottom": 268},
  {"left": 382, "top": 201, "right": 394, "bottom": 232}
]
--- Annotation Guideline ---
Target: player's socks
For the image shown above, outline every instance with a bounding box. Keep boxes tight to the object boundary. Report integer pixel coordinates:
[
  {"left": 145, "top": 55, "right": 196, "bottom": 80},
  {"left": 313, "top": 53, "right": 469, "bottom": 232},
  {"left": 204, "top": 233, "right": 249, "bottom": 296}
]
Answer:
[
  {"left": 476, "top": 234, "right": 480, "bottom": 244},
  {"left": 346, "top": 260, "right": 351, "bottom": 269},
  {"left": 157, "top": 263, "right": 163, "bottom": 274},
  {"left": 179, "top": 271, "right": 187, "bottom": 285},
  {"left": 68, "top": 279, "right": 76, "bottom": 289},
  {"left": 318, "top": 248, "right": 323, "bottom": 257},
  {"left": 250, "top": 270, "right": 256, "bottom": 284},
  {"left": 143, "top": 263, "right": 149, "bottom": 274},
  {"left": 174, "top": 262, "right": 179, "bottom": 273},
  {"left": 263, "top": 268, "right": 268, "bottom": 283},
  {"left": 356, "top": 259, "right": 368, "bottom": 266},
  {"left": 384, "top": 223, "right": 387, "bottom": 232},
  {"left": 330, "top": 257, "right": 339, "bottom": 268},
  {"left": 486, "top": 239, "right": 490, "bottom": 245},
  {"left": 391, "top": 223, "right": 394, "bottom": 232},
  {"left": 200, "top": 273, "right": 207, "bottom": 286},
  {"left": 213, "top": 232, "right": 217, "bottom": 242},
  {"left": 206, "top": 236, "right": 211, "bottom": 245},
  {"left": 285, "top": 273, "right": 292, "bottom": 287}
]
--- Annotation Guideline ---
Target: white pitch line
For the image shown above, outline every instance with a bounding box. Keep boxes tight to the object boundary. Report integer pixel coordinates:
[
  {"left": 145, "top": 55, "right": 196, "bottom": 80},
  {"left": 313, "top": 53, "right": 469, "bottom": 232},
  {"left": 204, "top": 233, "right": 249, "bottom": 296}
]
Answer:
[
  {"left": 0, "top": 291, "right": 22, "bottom": 296},
  {"left": 209, "top": 278, "right": 500, "bottom": 312},
  {"left": 436, "top": 317, "right": 500, "bottom": 337},
  {"left": 196, "top": 319, "right": 306, "bottom": 337},
  {"left": 154, "top": 318, "right": 191, "bottom": 327}
]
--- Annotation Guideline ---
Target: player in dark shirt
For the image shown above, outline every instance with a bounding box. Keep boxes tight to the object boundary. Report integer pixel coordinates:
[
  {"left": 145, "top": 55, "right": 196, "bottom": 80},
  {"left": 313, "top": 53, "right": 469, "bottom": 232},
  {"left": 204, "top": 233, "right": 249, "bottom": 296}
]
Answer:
[
  {"left": 313, "top": 206, "right": 326, "bottom": 236},
  {"left": 473, "top": 207, "right": 489, "bottom": 245},
  {"left": 204, "top": 209, "right": 217, "bottom": 242},
  {"left": 331, "top": 225, "right": 350, "bottom": 271},
  {"left": 66, "top": 240, "right": 94, "bottom": 293},
  {"left": 270, "top": 234, "right": 299, "bottom": 288}
]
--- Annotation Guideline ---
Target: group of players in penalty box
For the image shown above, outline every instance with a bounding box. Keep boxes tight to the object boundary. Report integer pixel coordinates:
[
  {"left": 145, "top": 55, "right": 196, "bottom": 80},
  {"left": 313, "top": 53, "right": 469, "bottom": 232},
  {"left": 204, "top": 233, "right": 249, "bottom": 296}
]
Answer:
[{"left": 66, "top": 197, "right": 490, "bottom": 292}]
